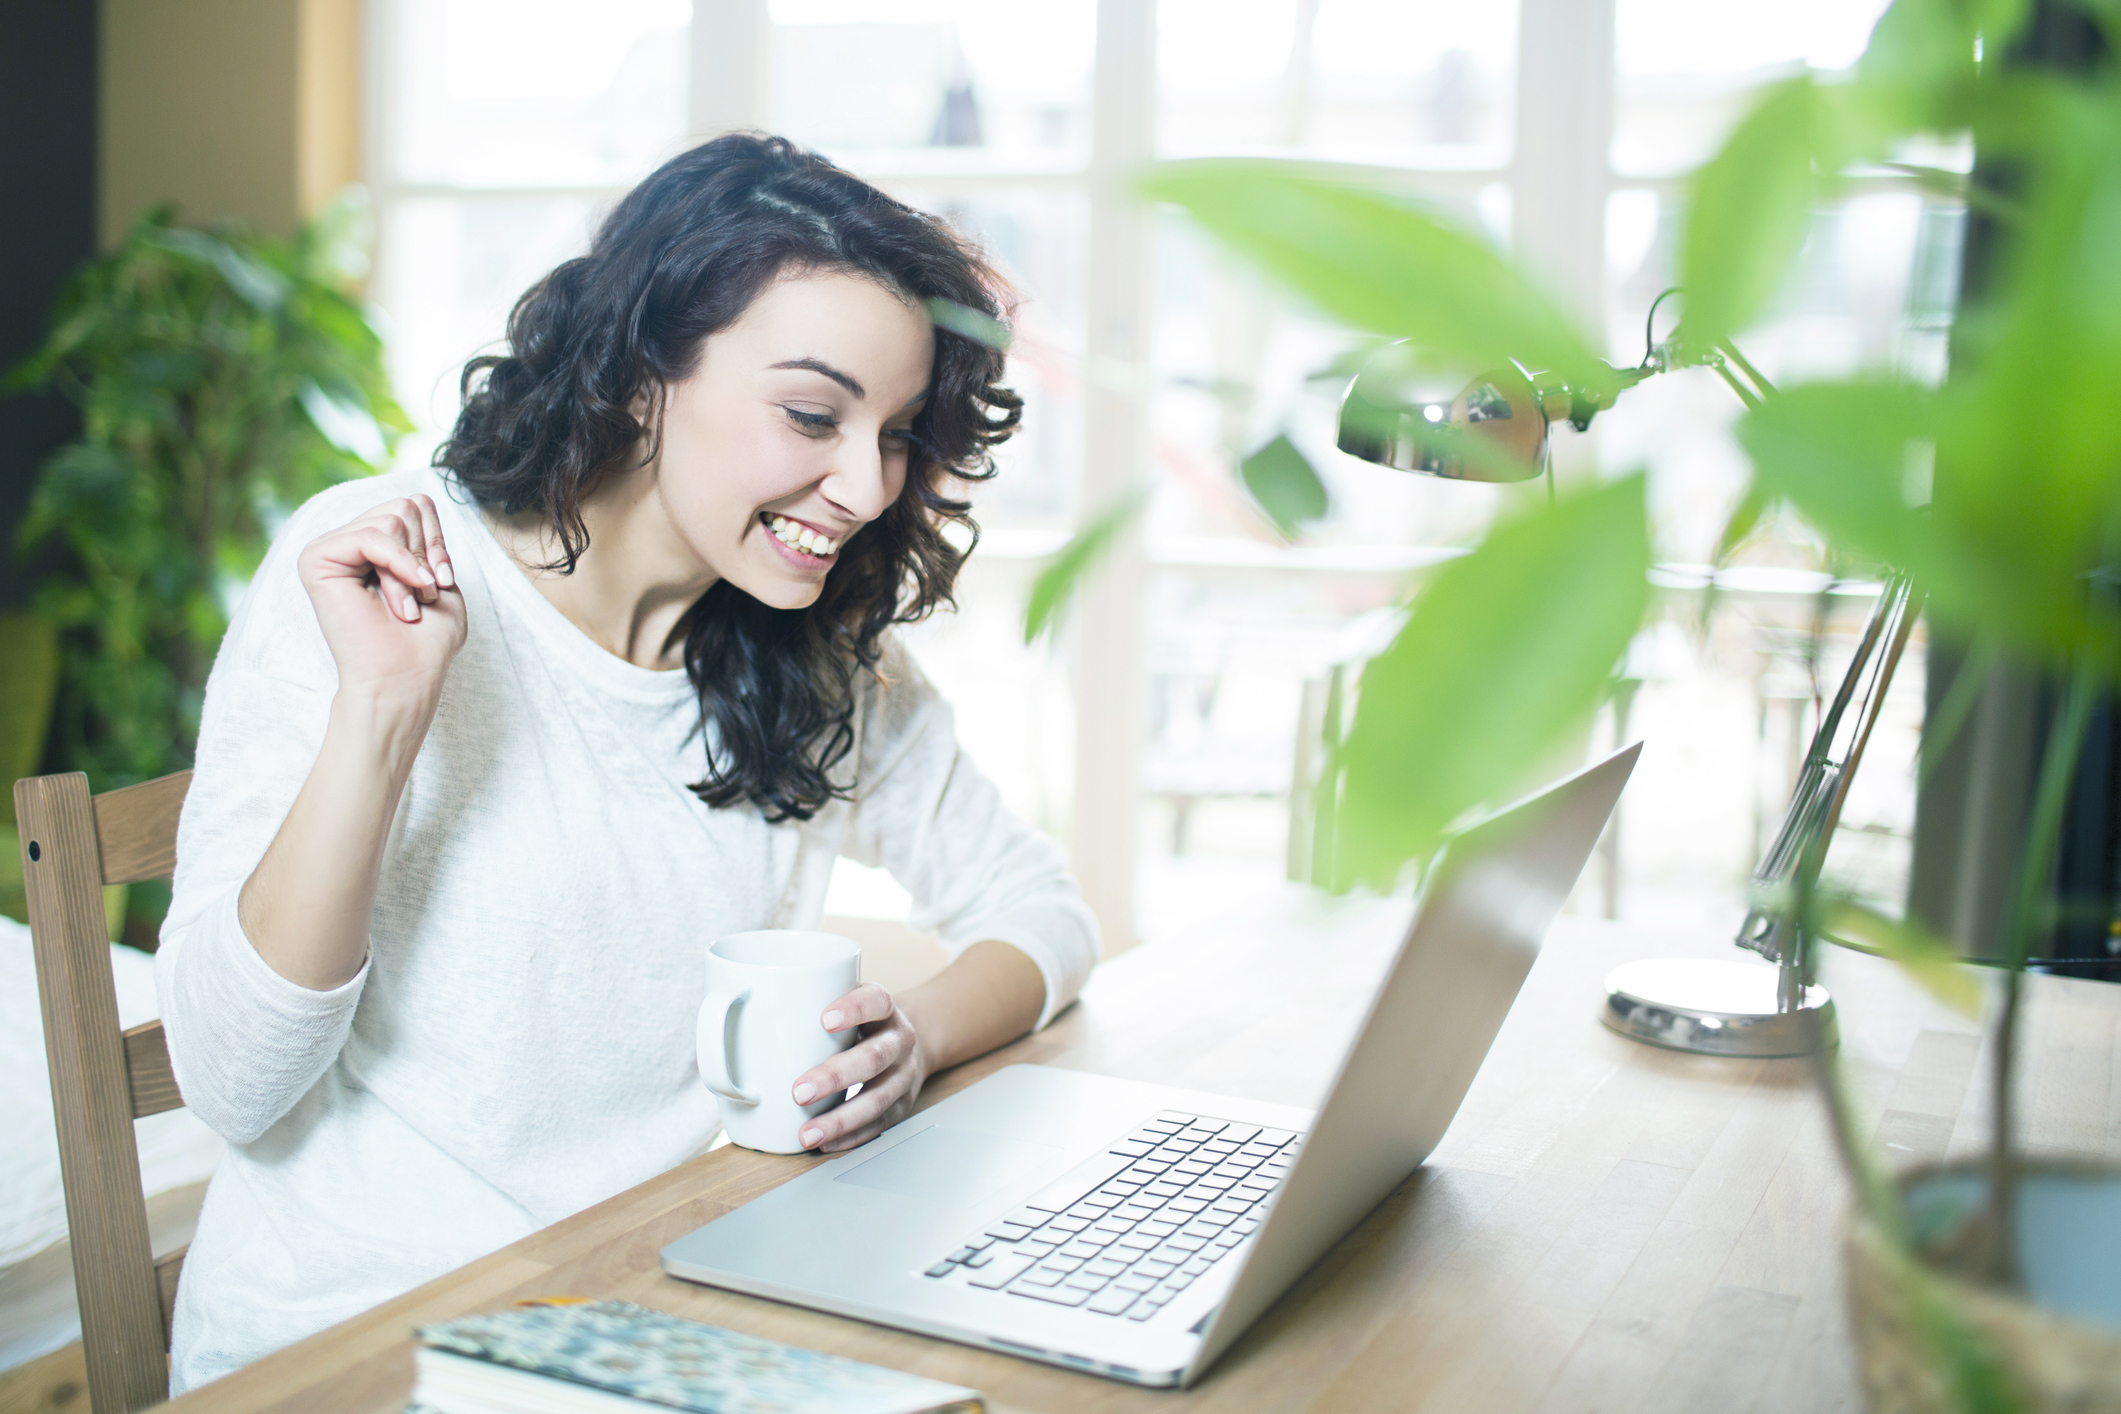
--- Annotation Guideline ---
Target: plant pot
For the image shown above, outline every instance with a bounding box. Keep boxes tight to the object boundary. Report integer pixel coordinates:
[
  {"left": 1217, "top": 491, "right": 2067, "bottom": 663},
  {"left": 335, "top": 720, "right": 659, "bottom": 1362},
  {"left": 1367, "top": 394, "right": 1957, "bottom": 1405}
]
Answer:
[{"left": 1847, "top": 1160, "right": 2121, "bottom": 1412}]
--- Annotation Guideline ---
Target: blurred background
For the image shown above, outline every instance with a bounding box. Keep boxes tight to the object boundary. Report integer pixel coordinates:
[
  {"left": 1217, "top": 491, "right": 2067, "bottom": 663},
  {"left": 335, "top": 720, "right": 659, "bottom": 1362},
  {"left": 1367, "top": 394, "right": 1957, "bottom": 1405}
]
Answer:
[{"left": 3, "top": 0, "right": 1958, "bottom": 963}]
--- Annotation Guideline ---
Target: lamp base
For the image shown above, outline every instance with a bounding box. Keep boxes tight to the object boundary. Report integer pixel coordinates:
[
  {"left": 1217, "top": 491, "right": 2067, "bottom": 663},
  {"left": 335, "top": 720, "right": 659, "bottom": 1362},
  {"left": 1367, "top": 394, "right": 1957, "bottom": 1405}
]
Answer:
[{"left": 1601, "top": 957, "right": 1837, "bottom": 1058}]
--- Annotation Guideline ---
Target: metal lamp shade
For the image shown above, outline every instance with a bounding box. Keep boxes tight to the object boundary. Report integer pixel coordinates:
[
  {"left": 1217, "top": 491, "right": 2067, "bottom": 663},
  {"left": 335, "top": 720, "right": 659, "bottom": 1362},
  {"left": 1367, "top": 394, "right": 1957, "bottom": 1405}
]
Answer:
[{"left": 1336, "top": 358, "right": 1548, "bottom": 482}]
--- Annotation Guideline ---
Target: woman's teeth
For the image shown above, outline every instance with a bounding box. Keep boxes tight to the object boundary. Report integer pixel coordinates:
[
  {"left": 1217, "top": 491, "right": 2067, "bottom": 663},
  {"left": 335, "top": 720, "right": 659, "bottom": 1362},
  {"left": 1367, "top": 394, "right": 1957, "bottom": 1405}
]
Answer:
[{"left": 763, "top": 513, "right": 839, "bottom": 558}]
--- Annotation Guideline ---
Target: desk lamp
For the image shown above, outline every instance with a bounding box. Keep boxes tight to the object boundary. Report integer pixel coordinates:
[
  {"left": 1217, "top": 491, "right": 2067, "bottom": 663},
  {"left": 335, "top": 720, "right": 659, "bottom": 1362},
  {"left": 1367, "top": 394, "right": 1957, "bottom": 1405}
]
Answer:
[{"left": 1334, "top": 293, "right": 1917, "bottom": 1057}]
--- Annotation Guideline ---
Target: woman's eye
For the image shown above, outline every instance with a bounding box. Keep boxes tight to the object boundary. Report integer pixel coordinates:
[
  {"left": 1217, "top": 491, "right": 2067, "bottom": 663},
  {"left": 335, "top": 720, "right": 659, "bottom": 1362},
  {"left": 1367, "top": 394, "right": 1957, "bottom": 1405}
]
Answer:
[
  {"left": 784, "top": 407, "right": 837, "bottom": 434},
  {"left": 883, "top": 427, "right": 916, "bottom": 446}
]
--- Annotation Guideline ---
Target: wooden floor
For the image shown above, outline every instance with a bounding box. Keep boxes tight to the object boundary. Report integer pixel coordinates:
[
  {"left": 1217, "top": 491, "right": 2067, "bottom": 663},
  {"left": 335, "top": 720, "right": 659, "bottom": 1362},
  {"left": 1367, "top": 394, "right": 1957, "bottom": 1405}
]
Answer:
[{"left": 108, "top": 890, "right": 2121, "bottom": 1410}]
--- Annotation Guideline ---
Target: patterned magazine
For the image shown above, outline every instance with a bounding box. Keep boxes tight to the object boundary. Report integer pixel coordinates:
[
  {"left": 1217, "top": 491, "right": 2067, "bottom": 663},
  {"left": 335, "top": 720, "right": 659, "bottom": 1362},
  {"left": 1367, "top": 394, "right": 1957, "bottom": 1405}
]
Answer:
[{"left": 409, "top": 1300, "right": 984, "bottom": 1414}]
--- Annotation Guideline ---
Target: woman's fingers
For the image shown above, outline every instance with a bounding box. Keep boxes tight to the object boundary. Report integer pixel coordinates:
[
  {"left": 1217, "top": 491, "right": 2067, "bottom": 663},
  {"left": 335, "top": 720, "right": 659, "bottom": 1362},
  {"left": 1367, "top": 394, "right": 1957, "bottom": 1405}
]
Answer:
[
  {"left": 376, "top": 568, "right": 421, "bottom": 622},
  {"left": 389, "top": 497, "right": 447, "bottom": 601},
  {"left": 341, "top": 500, "right": 446, "bottom": 603},
  {"left": 792, "top": 1019, "right": 917, "bottom": 1150},
  {"left": 821, "top": 982, "right": 894, "bottom": 1034},
  {"left": 792, "top": 986, "right": 926, "bottom": 1152},
  {"left": 384, "top": 502, "right": 437, "bottom": 603},
  {"left": 299, "top": 499, "right": 460, "bottom": 616},
  {"left": 351, "top": 527, "right": 439, "bottom": 602},
  {"left": 814, "top": 1108, "right": 897, "bottom": 1153},
  {"left": 411, "top": 495, "right": 456, "bottom": 589},
  {"left": 297, "top": 499, "right": 470, "bottom": 696},
  {"left": 792, "top": 1025, "right": 905, "bottom": 1106},
  {"left": 308, "top": 526, "right": 440, "bottom": 624},
  {"left": 803, "top": 1067, "right": 910, "bottom": 1151}
]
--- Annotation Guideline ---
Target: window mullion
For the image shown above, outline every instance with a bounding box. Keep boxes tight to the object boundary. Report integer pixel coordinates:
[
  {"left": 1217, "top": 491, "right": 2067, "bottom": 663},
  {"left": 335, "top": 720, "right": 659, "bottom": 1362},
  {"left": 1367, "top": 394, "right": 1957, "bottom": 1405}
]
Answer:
[
  {"left": 689, "top": 0, "right": 771, "bottom": 139},
  {"left": 1510, "top": 0, "right": 1617, "bottom": 336},
  {"left": 1069, "top": 0, "right": 1159, "bottom": 954}
]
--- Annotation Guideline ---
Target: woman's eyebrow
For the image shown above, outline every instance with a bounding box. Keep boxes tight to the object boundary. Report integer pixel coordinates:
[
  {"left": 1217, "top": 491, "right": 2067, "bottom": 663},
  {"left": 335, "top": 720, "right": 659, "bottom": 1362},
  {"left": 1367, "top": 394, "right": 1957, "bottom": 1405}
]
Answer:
[{"left": 770, "top": 357, "right": 865, "bottom": 398}]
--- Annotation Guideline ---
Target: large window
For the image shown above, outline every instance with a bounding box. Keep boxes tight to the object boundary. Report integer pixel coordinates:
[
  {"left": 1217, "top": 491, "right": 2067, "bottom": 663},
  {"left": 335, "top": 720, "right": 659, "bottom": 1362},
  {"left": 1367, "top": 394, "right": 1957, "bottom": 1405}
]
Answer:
[
  {"left": 366, "top": 0, "right": 1950, "bottom": 949},
  {"left": 1595, "top": 0, "right": 1955, "bottom": 932}
]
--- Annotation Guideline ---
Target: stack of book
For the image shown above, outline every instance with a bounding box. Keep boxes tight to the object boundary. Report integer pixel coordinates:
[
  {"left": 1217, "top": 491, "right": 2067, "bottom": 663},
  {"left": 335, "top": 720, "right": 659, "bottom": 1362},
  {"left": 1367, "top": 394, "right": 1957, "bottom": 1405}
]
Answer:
[{"left": 409, "top": 1300, "right": 984, "bottom": 1414}]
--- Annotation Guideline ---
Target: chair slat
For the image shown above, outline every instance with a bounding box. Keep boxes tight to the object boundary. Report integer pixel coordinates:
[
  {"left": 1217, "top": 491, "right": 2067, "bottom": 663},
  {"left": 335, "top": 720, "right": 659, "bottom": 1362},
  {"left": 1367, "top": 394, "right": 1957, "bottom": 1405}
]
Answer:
[
  {"left": 17, "top": 773, "right": 169, "bottom": 1412},
  {"left": 155, "top": 1246, "right": 187, "bottom": 1351},
  {"left": 92, "top": 771, "right": 189, "bottom": 886},
  {"left": 122, "top": 1021, "right": 183, "bottom": 1118}
]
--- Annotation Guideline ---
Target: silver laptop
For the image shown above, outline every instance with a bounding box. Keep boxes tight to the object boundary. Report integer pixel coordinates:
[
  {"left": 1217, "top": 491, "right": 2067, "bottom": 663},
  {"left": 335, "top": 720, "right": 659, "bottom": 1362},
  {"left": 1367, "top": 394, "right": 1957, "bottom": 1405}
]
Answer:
[{"left": 662, "top": 744, "right": 1640, "bottom": 1387}]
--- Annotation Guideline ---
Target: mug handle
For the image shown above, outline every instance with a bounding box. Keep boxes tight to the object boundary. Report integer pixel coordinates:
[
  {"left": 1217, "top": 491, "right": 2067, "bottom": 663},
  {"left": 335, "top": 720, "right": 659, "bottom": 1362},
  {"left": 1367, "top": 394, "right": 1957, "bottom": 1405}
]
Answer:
[{"left": 697, "top": 988, "right": 760, "bottom": 1105}]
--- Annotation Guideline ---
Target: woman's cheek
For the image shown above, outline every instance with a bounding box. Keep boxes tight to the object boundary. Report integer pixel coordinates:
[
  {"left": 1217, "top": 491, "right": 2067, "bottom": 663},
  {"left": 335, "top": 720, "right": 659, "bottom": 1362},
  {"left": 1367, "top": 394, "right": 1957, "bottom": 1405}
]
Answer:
[{"left": 669, "top": 434, "right": 798, "bottom": 547}]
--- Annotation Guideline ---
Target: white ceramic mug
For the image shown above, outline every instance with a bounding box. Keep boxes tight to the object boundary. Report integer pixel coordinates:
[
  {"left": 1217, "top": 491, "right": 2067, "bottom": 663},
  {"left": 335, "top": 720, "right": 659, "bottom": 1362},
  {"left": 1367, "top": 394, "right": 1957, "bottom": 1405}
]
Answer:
[{"left": 697, "top": 930, "right": 860, "bottom": 1154}]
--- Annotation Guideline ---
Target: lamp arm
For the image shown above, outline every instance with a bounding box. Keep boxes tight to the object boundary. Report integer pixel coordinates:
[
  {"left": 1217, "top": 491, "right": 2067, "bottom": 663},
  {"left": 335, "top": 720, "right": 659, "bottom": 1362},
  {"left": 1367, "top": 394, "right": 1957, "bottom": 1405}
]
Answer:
[
  {"left": 1718, "top": 340, "right": 1777, "bottom": 400},
  {"left": 1545, "top": 331, "right": 1774, "bottom": 430},
  {"left": 1569, "top": 288, "right": 1777, "bottom": 422},
  {"left": 1708, "top": 358, "right": 1764, "bottom": 412}
]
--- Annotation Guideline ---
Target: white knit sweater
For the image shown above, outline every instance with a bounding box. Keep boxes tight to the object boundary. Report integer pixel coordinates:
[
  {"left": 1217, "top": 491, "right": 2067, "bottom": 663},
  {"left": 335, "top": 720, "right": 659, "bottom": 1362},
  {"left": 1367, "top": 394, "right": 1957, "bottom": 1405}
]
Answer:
[{"left": 155, "top": 467, "right": 1098, "bottom": 1392}]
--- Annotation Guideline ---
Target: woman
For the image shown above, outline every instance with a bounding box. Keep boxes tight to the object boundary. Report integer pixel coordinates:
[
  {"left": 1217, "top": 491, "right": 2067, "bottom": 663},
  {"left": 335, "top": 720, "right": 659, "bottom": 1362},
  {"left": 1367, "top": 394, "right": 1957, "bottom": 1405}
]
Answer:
[{"left": 155, "top": 133, "right": 1097, "bottom": 1391}]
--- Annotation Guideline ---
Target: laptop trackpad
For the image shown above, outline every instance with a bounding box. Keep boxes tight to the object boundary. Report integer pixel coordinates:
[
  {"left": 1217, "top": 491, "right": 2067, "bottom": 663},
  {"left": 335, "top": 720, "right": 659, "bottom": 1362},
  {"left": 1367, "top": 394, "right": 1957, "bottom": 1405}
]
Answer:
[{"left": 833, "top": 1124, "right": 1060, "bottom": 1206}]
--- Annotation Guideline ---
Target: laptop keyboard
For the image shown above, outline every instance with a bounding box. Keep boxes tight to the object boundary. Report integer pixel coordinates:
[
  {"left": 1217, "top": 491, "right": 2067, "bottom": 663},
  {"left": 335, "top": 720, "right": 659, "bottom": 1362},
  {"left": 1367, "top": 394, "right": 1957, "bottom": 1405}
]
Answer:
[{"left": 922, "top": 1111, "right": 1302, "bottom": 1322}]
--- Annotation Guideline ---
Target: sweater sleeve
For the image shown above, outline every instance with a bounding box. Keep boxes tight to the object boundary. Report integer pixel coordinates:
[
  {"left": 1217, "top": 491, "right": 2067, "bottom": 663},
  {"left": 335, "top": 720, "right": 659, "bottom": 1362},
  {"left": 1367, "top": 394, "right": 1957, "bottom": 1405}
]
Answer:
[
  {"left": 839, "top": 641, "right": 1100, "bottom": 1029},
  {"left": 154, "top": 490, "right": 377, "bottom": 1145}
]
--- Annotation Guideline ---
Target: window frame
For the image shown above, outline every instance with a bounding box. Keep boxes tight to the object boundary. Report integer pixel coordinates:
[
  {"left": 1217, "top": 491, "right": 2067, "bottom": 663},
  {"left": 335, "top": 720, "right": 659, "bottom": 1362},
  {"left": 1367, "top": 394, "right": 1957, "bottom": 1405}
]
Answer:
[{"left": 362, "top": 0, "right": 1623, "bottom": 950}]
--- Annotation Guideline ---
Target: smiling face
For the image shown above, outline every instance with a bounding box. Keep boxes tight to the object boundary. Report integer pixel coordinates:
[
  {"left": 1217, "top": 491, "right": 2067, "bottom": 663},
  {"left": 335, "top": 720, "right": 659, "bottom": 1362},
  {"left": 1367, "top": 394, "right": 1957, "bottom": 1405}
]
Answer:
[{"left": 647, "top": 269, "right": 935, "bottom": 611}]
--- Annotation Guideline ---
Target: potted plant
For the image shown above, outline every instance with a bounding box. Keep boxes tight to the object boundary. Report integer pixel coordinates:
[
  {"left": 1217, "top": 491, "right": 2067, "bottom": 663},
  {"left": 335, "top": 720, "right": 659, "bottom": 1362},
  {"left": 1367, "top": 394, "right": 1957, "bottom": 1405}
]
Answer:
[
  {"left": 5, "top": 193, "right": 407, "bottom": 944},
  {"left": 1023, "top": 0, "right": 2118, "bottom": 1404}
]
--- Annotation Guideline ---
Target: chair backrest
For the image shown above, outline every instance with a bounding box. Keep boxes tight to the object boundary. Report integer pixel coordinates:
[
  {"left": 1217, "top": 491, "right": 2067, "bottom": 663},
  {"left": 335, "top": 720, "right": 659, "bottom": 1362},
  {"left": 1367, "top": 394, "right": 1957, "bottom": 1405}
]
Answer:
[{"left": 16, "top": 770, "right": 192, "bottom": 1414}]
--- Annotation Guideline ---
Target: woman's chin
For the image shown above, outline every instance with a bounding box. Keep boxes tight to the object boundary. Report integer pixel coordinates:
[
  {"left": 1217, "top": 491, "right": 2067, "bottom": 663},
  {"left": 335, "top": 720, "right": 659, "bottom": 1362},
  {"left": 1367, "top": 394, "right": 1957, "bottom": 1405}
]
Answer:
[{"left": 729, "top": 563, "right": 828, "bottom": 611}]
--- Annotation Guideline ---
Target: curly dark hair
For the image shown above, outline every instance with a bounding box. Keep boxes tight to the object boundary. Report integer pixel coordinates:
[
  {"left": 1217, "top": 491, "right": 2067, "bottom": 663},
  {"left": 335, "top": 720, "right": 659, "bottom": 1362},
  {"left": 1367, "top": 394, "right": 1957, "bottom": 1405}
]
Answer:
[{"left": 436, "top": 133, "right": 1020, "bottom": 822}]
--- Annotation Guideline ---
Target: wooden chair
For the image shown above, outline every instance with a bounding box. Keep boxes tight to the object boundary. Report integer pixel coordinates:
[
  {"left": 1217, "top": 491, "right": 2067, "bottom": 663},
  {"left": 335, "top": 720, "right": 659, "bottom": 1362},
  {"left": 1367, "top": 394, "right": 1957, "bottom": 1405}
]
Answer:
[{"left": 17, "top": 769, "right": 193, "bottom": 1414}]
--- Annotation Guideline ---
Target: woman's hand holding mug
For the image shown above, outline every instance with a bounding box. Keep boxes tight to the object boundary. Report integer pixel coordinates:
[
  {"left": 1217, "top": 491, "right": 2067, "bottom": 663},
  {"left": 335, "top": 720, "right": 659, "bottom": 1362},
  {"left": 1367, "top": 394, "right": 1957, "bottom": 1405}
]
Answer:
[
  {"left": 789, "top": 980, "right": 932, "bottom": 1153},
  {"left": 697, "top": 930, "right": 935, "bottom": 1154}
]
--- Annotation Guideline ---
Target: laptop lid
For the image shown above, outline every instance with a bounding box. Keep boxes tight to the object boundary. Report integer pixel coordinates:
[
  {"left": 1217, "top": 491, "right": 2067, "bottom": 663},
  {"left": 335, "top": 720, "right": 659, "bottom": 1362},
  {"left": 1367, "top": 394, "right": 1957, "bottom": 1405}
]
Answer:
[{"left": 1183, "top": 742, "right": 1641, "bottom": 1383}]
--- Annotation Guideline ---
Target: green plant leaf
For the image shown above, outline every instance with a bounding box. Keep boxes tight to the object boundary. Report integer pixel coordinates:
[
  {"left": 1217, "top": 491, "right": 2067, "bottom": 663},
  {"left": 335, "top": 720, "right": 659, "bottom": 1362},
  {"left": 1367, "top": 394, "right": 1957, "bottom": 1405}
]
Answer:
[
  {"left": 152, "top": 226, "right": 291, "bottom": 311},
  {"left": 1826, "top": 901, "right": 1983, "bottom": 1017},
  {"left": 1142, "top": 161, "right": 1601, "bottom": 386},
  {"left": 2086, "top": 0, "right": 2121, "bottom": 49},
  {"left": 1240, "top": 435, "right": 1329, "bottom": 537},
  {"left": 1931, "top": 78, "right": 2121, "bottom": 662},
  {"left": 1023, "top": 484, "right": 1151, "bottom": 644},
  {"left": 1918, "top": 638, "right": 1999, "bottom": 786},
  {"left": 1713, "top": 482, "right": 1773, "bottom": 569},
  {"left": 924, "top": 298, "right": 1012, "bottom": 351},
  {"left": 1859, "top": 0, "right": 2029, "bottom": 128},
  {"left": 17, "top": 201, "right": 403, "bottom": 790},
  {"left": 1694, "top": 481, "right": 1777, "bottom": 636},
  {"left": 298, "top": 380, "right": 388, "bottom": 466},
  {"left": 1735, "top": 381, "right": 1934, "bottom": 578},
  {"left": 1330, "top": 474, "right": 1650, "bottom": 889},
  {"left": 1874, "top": 158, "right": 2026, "bottom": 222},
  {"left": 303, "top": 185, "right": 377, "bottom": 284},
  {"left": 21, "top": 443, "right": 137, "bottom": 546},
  {"left": 1848, "top": 0, "right": 2037, "bottom": 191},
  {"left": 1858, "top": 0, "right": 1975, "bottom": 126},
  {"left": 1679, "top": 77, "right": 1828, "bottom": 359}
]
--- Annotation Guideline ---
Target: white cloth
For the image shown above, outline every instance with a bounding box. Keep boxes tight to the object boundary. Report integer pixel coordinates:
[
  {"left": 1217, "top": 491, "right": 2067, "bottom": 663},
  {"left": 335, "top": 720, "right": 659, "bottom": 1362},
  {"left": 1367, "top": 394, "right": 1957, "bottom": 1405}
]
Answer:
[
  {"left": 0, "top": 919, "right": 221, "bottom": 1371},
  {"left": 155, "top": 467, "right": 1098, "bottom": 1392}
]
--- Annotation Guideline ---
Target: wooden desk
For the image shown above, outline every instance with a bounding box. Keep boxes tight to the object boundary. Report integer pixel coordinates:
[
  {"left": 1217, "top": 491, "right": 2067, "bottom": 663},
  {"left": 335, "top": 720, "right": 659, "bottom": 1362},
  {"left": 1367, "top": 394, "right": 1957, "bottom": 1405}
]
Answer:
[{"left": 162, "top": 892, "right": 2121, "bottom": 1413}]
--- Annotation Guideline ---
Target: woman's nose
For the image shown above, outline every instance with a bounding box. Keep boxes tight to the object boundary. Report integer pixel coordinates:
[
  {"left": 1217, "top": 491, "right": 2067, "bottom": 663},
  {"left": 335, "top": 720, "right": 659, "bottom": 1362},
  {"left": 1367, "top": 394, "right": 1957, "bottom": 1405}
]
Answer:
[{"left": 822, "top": 437, "right": 896, "bottom": 524}]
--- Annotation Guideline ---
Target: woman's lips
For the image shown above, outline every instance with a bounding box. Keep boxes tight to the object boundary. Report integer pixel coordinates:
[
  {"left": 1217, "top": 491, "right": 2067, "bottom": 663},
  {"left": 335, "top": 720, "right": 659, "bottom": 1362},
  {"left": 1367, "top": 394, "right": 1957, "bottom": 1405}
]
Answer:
[{"left": 759, "top": 512, "right": 839, "bottom": 568}]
